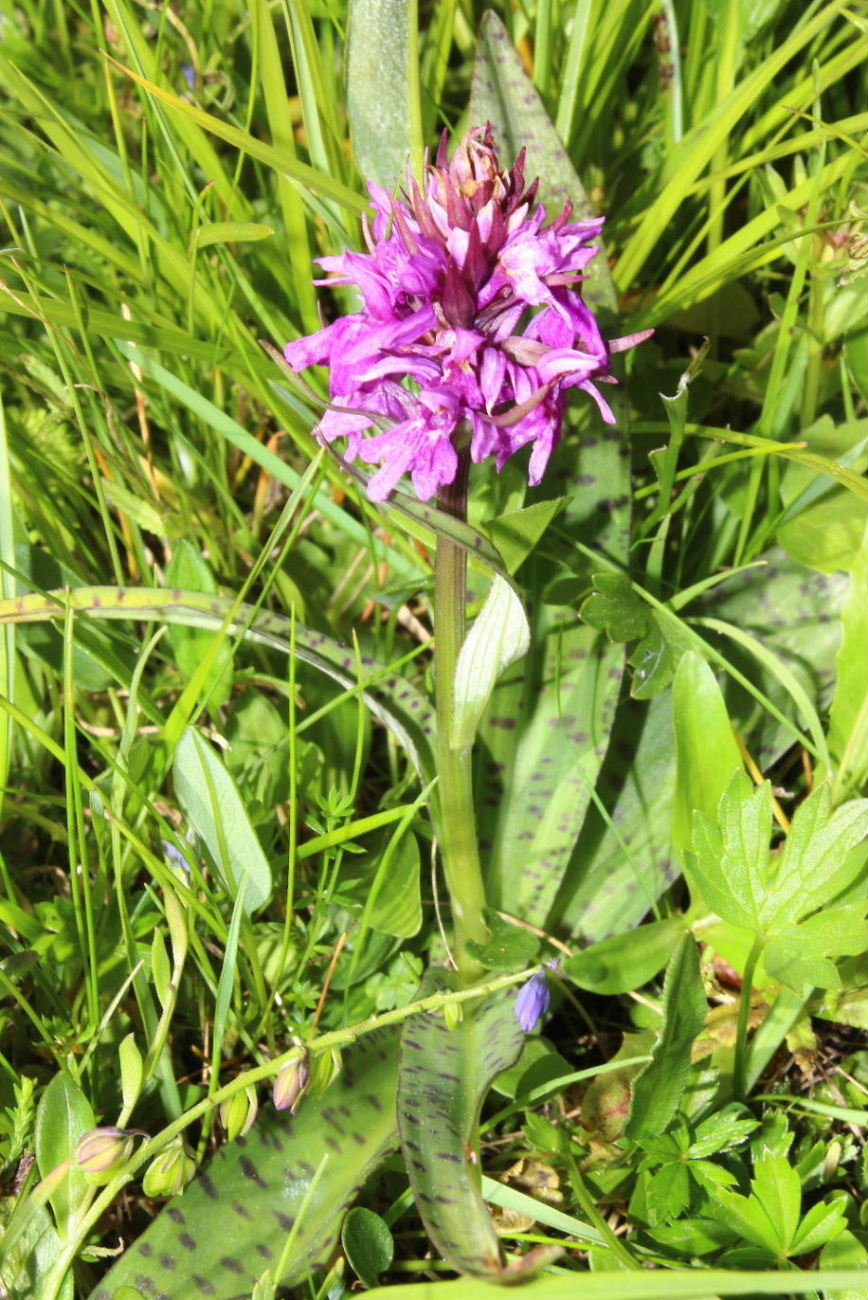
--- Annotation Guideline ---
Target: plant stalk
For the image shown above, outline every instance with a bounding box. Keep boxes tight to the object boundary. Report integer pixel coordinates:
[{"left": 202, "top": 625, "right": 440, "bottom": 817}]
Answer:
[
  {"left": 733, "top": 933, "right": 764, "bottom": 1101},
  {"left": 434, "top": 450, "right": 489, "bottom": 979}
]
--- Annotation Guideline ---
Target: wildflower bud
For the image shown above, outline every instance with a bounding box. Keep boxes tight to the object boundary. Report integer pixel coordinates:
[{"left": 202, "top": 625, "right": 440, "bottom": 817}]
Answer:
[
  {"left": 514, "top": 969, "right": 551, "bottom": 1033},
  {"left": 272, "top": 1053, "right": 310, "bottom": 1114},
  {"left": 308, "top": 1047, "right": 342, "bottom": 1096},
  {"left": 76, "top": 1127, "right": 136, "bottom": 1179},
  {"left": 141, "top": 1137, "right": 196, "bottom": 1198},
  {"left": 219, "top": 1085, "right": 259, "bottom": 1140},
  {"left": 442, "top": 1000, "right": 463, "bottom": 1030}
]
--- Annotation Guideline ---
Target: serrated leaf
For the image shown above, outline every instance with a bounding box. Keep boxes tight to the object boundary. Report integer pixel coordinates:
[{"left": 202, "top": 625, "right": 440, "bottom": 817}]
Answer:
[
  {"left": 684, "top": 771, "right": 773, "bottom": 932},
  {"left": 764, "top": 784, "right": 868, "bottom": 927},
  {"left": 173, "top": 728, "right": 273, "bottom": 915},
  {"left": 791, "top": 1195, "right": 848, "bottom": 1257},
  {"left": 91, "top": 1028, "right": 400, "bottom": 1299},
  {"left": 452, "top": 576, "right": 530, "bottom": 750},
  {"left": 688, "top": 1104, "right": 758, "bottom": 1159},
  {"left": 397, "top": 970, "right": 524, "bottom": 1277},
  {"left": 626, "top": 935, "right": 707, "bottom": 1141},
  {"left": 646, "top": 1161, "right": 691, "bottom": 1225}
]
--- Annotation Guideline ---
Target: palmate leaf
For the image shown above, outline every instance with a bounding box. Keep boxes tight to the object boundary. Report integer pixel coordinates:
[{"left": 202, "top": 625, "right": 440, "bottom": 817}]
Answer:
[
  {"left": 397, "top": 970, "right": 525, "bottom": 1277},
  {"left": 90, "top": 1028, "right": 400, "bottom": 1300}
]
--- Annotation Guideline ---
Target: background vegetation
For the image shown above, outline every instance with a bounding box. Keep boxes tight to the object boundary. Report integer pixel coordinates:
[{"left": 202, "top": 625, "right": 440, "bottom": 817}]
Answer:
[{"left": 0, "top": 1, "right": 865, "bottom": 1298}]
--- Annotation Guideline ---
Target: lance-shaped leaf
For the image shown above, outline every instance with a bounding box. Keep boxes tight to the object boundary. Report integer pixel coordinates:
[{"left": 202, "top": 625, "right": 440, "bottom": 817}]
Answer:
[
  {"left": 452, "top": 576, "right": 530, "bottom": 750},
  {"left": 470, "top": 10, "right": 616, "bottom": 314},
  {"left": 0, "top": 586, "right": 435, "bottom": 781},
  {"left": 90, "top": 1028, "right": 400, "bottom": 1300},
  {"left": 174, "top": 728, "right": 273, "bottom": 915},
  {"left": 347, "top": 0, "right": 421, "bottom": 186},
  {"left": 397, "top": 969, "right": 524, "bottom": 1276}
]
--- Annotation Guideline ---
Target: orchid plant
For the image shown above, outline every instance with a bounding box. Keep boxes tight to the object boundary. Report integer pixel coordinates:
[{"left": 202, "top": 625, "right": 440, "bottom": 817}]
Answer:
[{"left": 283, "top": 125, "right": 650, "bottom": 980}]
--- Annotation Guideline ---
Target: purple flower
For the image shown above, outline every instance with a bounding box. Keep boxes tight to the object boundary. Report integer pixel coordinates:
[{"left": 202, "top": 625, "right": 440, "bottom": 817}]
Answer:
[
  {"left": 515, "top": 968, "right": 552, "bottom": 1032},
  {"left": 283, "top": 125, "right": 651, "bottom": 502}
]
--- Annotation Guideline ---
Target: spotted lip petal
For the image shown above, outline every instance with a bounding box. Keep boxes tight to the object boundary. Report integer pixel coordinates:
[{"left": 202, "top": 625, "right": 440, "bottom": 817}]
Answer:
[{"left": 281, "top": 124, "right": 651, "bottom": 501}]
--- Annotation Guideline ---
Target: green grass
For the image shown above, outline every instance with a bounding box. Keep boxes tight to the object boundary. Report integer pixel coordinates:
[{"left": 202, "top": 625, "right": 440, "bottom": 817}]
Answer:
[{"left": 0, "top": 2, "right": 866, "bottom": 1298}]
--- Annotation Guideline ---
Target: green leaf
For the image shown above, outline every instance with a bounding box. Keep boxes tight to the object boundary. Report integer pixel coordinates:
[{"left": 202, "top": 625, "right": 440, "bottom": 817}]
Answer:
[
  {"left": 0, "top": 585, "right": 437, "bottom": 780},
  {"left": 364, "top": 830, "right": 422, "bottom": 939},
  {"left": 192, "top": 222, "right": 274, "bottom": 249},
  {"left": 671, "top": 653, "right": 744, "bottom": 860},
  {"left": 452, "top": 576, "right": 530, "bottom": 750},
  {"left": 626, "top": 935, "right": 707, "bottom": 1141},
  {"left": 580, "top": 573, "right": 650, "bottom": 642},
  {"left": 645, "top": 1161, "right": 691, "bottom": 1225},
  {"left": 0, "top": 1200, "right": 74, "bottom": 1300},
  {"left": 35, "top": 1071, "right": 95, "bottom": 1240},
  {"left": 628, "top": 619, "right": 676, "bottom": 700},
  {"left": 827, "top": 522, "right": 868, "bottom": 800},
  {"left": 165, "top": 542, "right": 233, "bottom": 710},
  {"left": 397, "top": 970, "right": 524, "bottom": 1276},
  {"left": 790, "top": 1196, "right": 849, "bottom": 1257},
  {"left": 764, "top": 783, "right": 868, "bottom": 928},
  {"left": 91, "top": 1028, "right": 400, "bottom": 1299},
  {"left": 465, "top": 910, "right": 540, "bottom": 972},
  {"left": 173, "top": 728, "right": 273, "bottom": 915},
  {"left": 764, "top": 904, "right": 868, "bottom": 994},
  {"left": 470, "top": 11, "right": 615, "bottom": 313},
  {"left": 684, "top": 771, "right": 773, "bottom": 932},
  {"left": 688, "top": 1105, "right": 758, "bottom": 1159},
  {"left": 482, "top": 499, "right": 570, "bottom": 575},
  {"left": 346, "top": 0, "right": 421, "bottom": 186},
  {"left": 564, "top": 918, "right": 685, "bottom": 994},
  {"left": 342, "top": 1207, "right": 394, "bottom": 1289}
]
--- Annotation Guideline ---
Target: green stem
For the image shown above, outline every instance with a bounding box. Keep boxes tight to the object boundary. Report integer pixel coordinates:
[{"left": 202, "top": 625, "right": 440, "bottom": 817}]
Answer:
[
  {"left": 434, "top": 451, "right": 489, "bottom": 979},
  {"left": 734, "top": 934, "right": 764, "bottom": 1102},
  {"left": 564, "top": 1149, "right": 639, "bottom": 1269}
]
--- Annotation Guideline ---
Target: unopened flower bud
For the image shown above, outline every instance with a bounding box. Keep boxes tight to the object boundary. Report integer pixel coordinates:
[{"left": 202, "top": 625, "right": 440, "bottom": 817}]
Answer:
[
  {"left": 219, "top": 1085, "right": 259, "bottom": 1140},
  {"left": 272, "top": 1053, "right": 310, "bottom": 1113},
  {"left": 76, "top": 1127, "right": 136, "bottom": 1179},
  {"left": 442, "top": 1000, "right": 463, "bottom": 1030},
  {"left": 308, "top": 1046, "right": 342, "bottom": 1095},
  {"left": 141, "top": 1137, "right": 196, "bottom": 1198}
]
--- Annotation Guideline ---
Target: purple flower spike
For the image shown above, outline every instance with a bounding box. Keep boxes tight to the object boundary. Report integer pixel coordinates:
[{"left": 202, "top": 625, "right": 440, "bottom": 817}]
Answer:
[
  {"left": 283, "top": 125, "right": 651, "bottom": 501},
  {"left": 515, "top": 968, "right": 552, "bottom": 1033}
]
